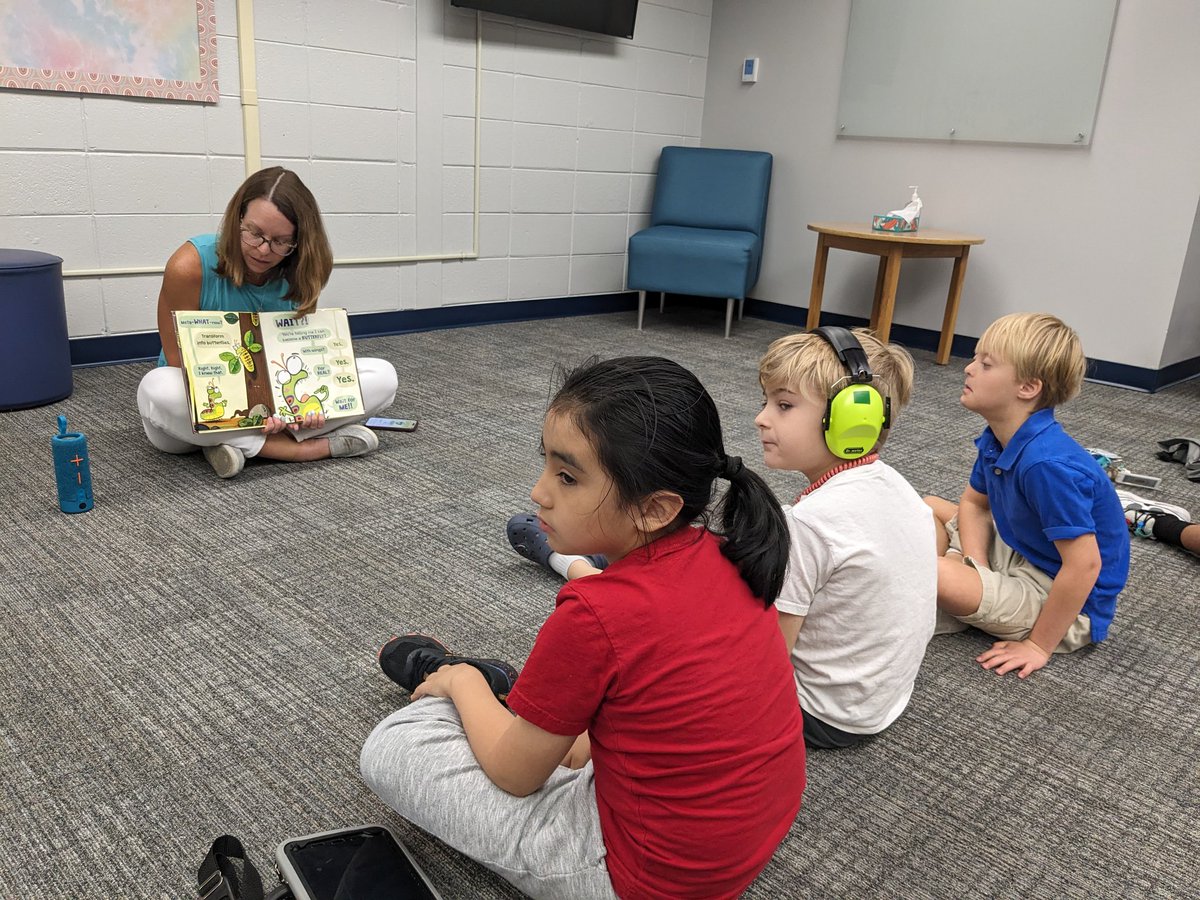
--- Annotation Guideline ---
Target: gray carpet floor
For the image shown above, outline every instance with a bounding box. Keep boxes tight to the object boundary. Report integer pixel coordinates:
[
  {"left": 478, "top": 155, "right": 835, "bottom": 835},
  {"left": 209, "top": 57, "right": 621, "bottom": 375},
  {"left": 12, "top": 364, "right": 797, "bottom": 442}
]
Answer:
[{"left": 1, "top": 307, "right": 1198, "bottom": 899}]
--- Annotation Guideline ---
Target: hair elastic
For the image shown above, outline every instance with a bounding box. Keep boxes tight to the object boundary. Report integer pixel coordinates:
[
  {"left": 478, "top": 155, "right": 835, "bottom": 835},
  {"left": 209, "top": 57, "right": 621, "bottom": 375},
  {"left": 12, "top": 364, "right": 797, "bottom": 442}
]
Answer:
[{"left": 721, "top": 455, "right": 744, "bottom": 480}]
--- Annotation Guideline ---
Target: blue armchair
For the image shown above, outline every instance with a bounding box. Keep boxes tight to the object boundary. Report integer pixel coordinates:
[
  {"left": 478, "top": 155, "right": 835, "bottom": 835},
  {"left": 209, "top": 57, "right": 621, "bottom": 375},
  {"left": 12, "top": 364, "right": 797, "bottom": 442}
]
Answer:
[{"left": 627, "top": 146, "right": 773, "bottom": 338}]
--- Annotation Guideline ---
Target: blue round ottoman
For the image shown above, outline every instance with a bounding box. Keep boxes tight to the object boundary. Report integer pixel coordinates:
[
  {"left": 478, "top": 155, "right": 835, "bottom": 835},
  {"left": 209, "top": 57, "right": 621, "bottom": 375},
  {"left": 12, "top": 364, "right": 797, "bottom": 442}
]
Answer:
[{"left": 0, "top": 249, "right": 72, "bottom": 410}]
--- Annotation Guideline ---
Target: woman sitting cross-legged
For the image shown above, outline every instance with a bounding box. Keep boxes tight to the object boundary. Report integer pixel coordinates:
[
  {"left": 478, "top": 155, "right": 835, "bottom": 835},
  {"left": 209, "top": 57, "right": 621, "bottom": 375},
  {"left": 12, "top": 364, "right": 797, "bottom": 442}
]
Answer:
[{"left": 136, "top": 166, "right": 397, "bottom": 478}]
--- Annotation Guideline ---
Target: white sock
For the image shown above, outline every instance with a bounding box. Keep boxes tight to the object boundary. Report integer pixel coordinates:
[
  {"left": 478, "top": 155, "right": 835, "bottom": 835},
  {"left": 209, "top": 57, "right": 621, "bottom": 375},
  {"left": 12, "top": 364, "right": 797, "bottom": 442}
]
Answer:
[{"left": 549, "top": 552, "right": 589, "bottom": 579}]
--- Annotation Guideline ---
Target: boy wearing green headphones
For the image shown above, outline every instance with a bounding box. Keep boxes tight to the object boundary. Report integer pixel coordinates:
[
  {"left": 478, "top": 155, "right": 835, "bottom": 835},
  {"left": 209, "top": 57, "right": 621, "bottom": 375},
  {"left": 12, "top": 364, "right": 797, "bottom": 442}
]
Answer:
[
  {"left": 756, "top": 327, "right": 937, "bottom": 749},
  {"left": 925, "top": 313, "right": 1129, "bottom": 679}
]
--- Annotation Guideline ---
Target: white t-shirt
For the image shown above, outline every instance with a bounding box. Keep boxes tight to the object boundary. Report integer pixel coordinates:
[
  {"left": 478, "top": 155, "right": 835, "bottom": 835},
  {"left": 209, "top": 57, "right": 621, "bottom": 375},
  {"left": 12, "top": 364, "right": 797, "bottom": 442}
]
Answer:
[{"left": 776, "top": 460, "right": 937, "bottom": 734}]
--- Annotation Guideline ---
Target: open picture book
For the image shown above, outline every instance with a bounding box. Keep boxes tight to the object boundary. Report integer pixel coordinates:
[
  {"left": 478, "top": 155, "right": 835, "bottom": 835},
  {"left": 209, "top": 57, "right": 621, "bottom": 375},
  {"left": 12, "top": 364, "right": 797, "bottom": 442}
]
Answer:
[{"left": 173, "top": 307, "right": 365, "bottom": 432}]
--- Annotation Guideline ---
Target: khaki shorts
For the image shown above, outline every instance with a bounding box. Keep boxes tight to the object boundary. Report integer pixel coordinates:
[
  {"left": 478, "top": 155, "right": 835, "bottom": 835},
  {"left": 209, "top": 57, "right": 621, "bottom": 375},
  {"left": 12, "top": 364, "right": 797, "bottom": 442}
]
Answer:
[{"left": 940, "top": 515, "right": 1093, "bottom": 653}]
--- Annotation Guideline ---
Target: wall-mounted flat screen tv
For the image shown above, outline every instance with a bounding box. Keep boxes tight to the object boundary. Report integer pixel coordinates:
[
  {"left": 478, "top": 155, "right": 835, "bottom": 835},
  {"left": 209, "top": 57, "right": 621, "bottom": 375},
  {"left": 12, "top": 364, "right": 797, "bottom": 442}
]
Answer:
[{"left": 450, "top": 0, "right": 639, "bottom": 39}]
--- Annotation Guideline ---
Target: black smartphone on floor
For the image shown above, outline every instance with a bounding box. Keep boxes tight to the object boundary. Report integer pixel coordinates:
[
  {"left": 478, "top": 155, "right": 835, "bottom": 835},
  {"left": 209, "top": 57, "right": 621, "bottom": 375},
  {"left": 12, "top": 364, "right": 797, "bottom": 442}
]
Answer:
[
  {"left": 276, "top": 824, "right": 442, "bottom": 899},
  {"left": 365, "top": 417, "right": 419, "bottom": 432}
]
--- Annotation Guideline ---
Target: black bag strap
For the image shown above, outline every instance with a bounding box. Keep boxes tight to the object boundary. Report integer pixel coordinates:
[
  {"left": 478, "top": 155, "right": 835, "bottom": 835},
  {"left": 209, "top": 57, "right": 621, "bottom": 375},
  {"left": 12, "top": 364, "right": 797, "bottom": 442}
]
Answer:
[{"left": 198, "top": 835, "right": 266, "bottom": 900}]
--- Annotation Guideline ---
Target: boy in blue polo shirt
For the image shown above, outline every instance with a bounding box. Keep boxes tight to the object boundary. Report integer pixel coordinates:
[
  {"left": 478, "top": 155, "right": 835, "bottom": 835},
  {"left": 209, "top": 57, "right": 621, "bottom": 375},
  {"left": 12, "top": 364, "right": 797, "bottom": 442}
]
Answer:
[{"left": 925, "top": 313, "right": 1129, "bottom": 678}]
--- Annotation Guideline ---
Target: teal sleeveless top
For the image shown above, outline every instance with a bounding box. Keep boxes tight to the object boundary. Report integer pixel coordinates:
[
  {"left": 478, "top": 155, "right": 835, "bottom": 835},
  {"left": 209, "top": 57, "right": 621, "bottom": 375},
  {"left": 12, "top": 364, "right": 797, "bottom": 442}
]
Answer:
[{"left": 157, "top": 234, "right": 296, "bottom": 366}]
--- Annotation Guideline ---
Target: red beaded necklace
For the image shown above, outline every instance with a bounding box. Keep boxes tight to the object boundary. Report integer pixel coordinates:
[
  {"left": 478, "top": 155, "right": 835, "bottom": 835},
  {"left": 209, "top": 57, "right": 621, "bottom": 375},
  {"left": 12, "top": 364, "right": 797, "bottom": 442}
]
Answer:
[{"left": 797, "top": 452, "right": 880, "bottom": 501}]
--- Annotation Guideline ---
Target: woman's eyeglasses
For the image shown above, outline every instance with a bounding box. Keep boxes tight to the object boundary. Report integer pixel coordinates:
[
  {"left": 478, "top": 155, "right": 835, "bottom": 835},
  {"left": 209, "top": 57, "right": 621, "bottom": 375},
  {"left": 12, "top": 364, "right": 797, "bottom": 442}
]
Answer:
[{"left": 239, "top": 222, "right": 297, "bottom": 256}]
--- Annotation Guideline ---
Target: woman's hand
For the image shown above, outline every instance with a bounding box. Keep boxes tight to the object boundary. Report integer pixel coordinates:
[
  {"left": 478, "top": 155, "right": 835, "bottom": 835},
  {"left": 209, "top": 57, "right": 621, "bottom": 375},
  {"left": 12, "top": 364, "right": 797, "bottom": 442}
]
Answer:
[
  {"left": 262, "top": 415, "right": 287, "bottom": 435},
  {"left": 302, "top": 412, "right": 331, "bottom": 434},
  {"left": 262, "top": 411, "right": 326, "bottom": 434}
]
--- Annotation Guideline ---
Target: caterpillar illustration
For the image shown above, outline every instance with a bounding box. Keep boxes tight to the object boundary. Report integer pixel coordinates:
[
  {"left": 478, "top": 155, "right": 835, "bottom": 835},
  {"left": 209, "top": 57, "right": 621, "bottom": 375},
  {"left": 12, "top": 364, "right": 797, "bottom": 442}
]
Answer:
[{"left": 219, "top": 328, "right": 263, "bottom": 375}]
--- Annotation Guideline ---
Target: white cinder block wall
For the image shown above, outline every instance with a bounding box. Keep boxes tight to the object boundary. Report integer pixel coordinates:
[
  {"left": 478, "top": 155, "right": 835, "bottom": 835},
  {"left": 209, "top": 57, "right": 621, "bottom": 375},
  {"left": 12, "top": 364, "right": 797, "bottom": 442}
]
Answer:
[{"left": 0, "top": 0, "right": 713, "bottom": 342}]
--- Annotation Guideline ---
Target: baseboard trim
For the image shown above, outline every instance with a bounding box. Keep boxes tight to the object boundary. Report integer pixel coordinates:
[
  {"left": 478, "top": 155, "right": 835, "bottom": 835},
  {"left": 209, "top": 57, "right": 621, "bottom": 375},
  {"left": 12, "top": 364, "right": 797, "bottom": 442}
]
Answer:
[
  {"left": 68, "top": 291, "right": 1199, "bottom": 392},
  {"left": 741, "top": 299, "right": 981, "bottom": 361},
  {"left": 742, "top": 298, "right": 1200, "bottom": 394},
  {"left": 68, "top": 291, "right": 641, "bottom": 367}
]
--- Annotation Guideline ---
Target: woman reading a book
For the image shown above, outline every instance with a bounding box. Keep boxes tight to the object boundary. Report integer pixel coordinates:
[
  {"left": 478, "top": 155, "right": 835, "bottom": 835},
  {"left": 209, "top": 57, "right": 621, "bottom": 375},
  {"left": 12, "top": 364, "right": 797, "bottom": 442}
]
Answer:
[{"left": 136, "top": 167, "right": 398, "bottom": 478}]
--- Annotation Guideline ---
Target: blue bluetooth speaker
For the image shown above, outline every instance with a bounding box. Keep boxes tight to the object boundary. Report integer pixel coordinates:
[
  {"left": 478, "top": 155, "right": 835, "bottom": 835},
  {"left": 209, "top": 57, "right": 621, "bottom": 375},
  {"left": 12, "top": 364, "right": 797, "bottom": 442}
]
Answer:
[{"left": 52, "top": 414, "right": 93, "bottom": 513}]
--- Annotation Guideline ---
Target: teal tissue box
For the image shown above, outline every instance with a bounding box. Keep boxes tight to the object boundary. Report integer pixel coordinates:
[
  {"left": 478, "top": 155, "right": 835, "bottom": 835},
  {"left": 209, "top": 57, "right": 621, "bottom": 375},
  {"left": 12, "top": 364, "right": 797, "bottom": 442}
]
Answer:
[{"left": 872, "top": 214, "right": 919, "bottom": 233}]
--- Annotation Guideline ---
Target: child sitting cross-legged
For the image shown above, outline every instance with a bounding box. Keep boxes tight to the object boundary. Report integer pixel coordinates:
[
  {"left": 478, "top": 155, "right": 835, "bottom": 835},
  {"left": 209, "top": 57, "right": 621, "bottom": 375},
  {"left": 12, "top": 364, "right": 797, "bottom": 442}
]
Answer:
[
  {"left": 361, "top": 356, "right": 805, "bottom": 900},
  {"left": 755, "top": 327, "right": 937, "bottom": 750},
  {"left": 925, "top": 313, "right": 1130, "bottom": 678}
]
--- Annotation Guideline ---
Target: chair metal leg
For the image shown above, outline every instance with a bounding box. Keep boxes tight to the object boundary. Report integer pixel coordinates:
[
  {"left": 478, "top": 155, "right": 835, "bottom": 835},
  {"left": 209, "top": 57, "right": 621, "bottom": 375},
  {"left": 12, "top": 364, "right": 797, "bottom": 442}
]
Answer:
[
  {"left": 724, "top": 298, "right": 735, "bottom": 338},
  {"left": 659, "top": 292, "right": 665, "bottom": 314},
  {"left": 637, "top": 290, "right": 646, "bottom": 330},
  {"left": 738, "top": 298, "right": 744, "bottom": 321}
]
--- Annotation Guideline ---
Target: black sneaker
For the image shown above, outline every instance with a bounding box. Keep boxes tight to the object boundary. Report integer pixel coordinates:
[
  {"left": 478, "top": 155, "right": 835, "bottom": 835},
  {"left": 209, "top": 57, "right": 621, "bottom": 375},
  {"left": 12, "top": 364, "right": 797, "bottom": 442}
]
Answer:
[{"left": 378, "top": 633, "right": 519, "bottom": 700}]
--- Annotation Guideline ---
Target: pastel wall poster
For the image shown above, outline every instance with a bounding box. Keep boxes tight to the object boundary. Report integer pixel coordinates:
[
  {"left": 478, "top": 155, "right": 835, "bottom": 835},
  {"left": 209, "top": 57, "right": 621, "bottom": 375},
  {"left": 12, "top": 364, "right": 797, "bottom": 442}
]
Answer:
[{"left": 0, "top": 0, "right": 217, "bottom": 102}]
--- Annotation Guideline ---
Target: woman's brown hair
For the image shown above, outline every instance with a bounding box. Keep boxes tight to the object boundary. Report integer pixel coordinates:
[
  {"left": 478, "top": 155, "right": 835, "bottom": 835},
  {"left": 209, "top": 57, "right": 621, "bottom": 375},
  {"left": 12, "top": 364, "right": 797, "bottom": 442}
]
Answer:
[{"left": 214, "top": 167, "right": 333, "bottom": 315}]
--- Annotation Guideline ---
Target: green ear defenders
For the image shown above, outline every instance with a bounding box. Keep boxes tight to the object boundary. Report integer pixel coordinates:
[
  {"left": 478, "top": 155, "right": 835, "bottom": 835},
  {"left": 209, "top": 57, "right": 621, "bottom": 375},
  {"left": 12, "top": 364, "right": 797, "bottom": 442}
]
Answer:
[{"left": 813, "top": 326, "right": 891, "bottom": 459}]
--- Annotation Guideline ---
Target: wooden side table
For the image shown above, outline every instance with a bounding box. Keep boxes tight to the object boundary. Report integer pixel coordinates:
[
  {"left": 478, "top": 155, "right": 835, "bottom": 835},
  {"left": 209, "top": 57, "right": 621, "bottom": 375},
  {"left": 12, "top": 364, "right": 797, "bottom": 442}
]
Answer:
[{"left": 805, "top": 222, "right": 984, "bottom": 365}]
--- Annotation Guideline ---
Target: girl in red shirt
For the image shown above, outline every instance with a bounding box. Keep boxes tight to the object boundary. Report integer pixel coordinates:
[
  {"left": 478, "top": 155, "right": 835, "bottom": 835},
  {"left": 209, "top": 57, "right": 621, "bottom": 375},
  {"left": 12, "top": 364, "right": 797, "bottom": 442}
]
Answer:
[{"left": 361, "top": 356, "right": 805, "bottom": 899}]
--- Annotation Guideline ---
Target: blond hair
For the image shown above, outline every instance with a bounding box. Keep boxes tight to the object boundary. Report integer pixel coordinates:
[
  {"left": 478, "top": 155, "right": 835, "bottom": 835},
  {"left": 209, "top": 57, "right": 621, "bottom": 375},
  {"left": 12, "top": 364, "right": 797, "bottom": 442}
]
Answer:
[
  {"left": 758, "top": 327, "right": 915, "bottom": 413},
  {"left": 215, "top": 166, "right": 333, "bottom": 315},
  {"left": 976, "top": 313, "right": 1085, "bottom": 409}
]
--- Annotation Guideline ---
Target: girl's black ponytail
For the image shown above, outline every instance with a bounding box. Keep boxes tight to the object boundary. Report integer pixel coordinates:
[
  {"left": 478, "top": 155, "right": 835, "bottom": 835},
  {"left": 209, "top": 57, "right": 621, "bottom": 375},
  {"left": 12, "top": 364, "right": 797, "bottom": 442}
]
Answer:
[{"left": 715, "top": 455, "right": 789, "bottom": 605}]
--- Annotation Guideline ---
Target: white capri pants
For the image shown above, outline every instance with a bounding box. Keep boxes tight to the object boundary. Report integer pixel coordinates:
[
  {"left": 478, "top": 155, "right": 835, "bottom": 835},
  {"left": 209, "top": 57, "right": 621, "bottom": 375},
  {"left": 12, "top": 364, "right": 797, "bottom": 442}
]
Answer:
[{"left": 137, "top": 357, "right": 398, "bottom": 457}]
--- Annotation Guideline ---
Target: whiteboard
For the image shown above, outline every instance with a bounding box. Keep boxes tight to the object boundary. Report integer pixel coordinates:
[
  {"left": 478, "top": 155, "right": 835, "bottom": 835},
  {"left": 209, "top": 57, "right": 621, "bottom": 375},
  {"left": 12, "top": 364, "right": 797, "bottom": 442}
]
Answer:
[{"left": 836, "top": 0, "right": 1119, "bottom": 146}]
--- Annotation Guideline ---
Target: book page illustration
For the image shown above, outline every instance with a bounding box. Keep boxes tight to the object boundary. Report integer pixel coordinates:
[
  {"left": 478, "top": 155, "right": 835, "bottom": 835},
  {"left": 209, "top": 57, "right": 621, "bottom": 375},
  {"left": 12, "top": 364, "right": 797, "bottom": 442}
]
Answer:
[
  {"left": 260, "top": 310, "right": 363, "bottom": 425},
  {"left": 174, "top": 312, "right": 263, "bottom": 431},
  {"left": 174, "top": 309, "right": 363, "bottom": 432}
]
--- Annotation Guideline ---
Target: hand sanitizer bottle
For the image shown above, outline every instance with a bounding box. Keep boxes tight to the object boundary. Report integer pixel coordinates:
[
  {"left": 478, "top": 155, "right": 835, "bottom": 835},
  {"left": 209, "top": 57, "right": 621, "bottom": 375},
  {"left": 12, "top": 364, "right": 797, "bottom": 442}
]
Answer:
[{"left": 899, "top": 186, "right": 922, "bottom": 228}]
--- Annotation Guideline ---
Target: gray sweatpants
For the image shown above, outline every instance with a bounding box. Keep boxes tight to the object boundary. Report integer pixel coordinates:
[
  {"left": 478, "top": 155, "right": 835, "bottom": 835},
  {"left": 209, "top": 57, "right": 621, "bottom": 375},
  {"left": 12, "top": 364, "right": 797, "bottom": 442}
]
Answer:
[{"left": 360, "top": 698, "right": 619, "bottom": 900}]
